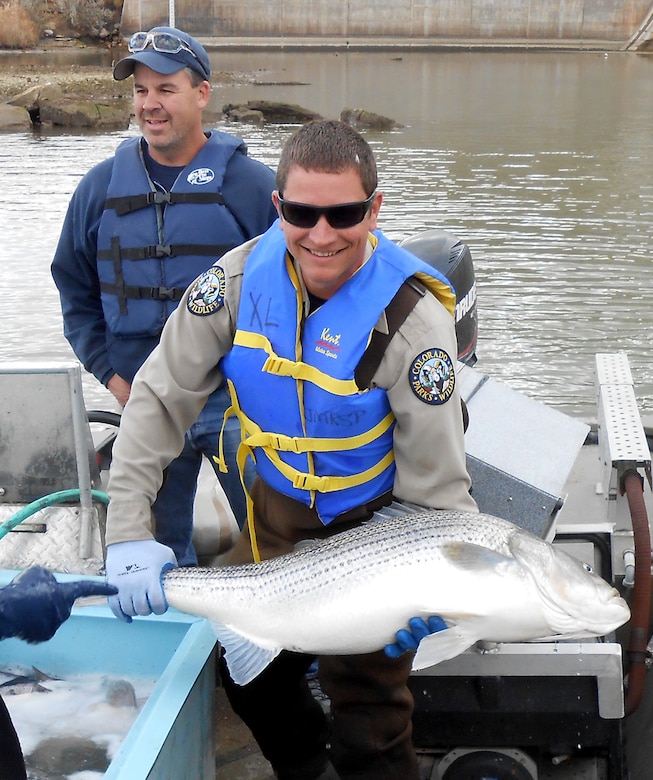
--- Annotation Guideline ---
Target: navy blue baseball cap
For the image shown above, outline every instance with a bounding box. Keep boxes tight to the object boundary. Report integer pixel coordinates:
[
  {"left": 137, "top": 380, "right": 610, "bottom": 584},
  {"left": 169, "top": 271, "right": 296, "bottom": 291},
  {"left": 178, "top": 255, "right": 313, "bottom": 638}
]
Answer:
[{"left": 113, "top": 27, "right": 211, "bottom": 82}]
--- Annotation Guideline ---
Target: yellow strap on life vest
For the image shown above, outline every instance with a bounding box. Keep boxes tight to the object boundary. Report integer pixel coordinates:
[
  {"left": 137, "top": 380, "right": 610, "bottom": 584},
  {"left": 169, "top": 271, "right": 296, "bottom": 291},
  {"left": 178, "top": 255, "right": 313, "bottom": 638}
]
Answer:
[
  {"left": 237, "top": 443, "right": 262, "bottom": 563},
  {"left": 289, "top": 449, "right": 395, "bottom": 492},
  {"left": 227, "top": 376, "right": 395, "bottom": 492},
  {"left": 211, "top": 382, "right": 262, "bottom": 562},
  {"left": 250, "top": 434, "right": 394, "bottom": 492},
  {"left": 212, "top": 401, "right": 238, "bottom": 475},
  {"left": 233, "top": 330, "right": 360, "bottom": 396},
  {"left": 242, "top": 416, "right": 395, "bottom": 492},
  {"left": 244, "top": 412, "right": 394, "bottom": 453},
  {"left": 414, "top": 271, "right": 457, "bottom": 317},
  {"left": 215, "top": 381, "right": 262, "bottom": 562}
]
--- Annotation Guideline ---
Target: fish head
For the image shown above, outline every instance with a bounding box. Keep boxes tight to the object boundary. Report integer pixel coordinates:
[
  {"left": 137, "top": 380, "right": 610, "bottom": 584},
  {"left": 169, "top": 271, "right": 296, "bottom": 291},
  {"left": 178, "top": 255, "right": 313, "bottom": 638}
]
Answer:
[{"left": 509, "top": 531, "right": 630, "bottom": 637}]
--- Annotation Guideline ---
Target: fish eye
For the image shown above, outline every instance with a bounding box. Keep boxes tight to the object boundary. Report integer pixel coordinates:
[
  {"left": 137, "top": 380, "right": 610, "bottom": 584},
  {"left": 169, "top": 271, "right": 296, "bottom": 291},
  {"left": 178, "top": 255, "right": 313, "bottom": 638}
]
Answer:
[{"left": 582, "top": 562, "right": 593, "bottom": 572}]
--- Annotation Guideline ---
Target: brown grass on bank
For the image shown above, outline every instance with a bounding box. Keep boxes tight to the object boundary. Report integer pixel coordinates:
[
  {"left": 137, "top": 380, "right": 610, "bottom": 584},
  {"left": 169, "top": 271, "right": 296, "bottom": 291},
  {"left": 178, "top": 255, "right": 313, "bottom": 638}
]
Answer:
[{"left": 0, "top": 2, "right": 40, "bottom": 48}]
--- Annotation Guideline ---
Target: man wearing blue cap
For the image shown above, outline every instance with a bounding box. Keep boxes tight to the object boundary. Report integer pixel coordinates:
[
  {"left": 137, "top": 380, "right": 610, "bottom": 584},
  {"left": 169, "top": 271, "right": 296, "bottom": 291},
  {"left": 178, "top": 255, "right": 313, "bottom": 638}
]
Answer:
[
  {"left": 113, "top": 27, "right": 213, "bottom": 82},
  {"left": 51, "top": 27, "right": 278, "bottom": 571}
]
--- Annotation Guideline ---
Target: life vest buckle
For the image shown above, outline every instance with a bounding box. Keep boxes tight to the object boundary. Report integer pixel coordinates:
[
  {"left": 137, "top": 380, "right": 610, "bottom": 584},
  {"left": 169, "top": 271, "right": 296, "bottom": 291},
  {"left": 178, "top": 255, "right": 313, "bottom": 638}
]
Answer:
[
  {"left": 268, "top": 433, "right": 303, "bottom": 453},
  {"left": 142, "top": 244, "right": 175, "bottom": 258},
  {"left": 146, "top": 191, "right": 172, "bottom": 206},
  {"left": 151, "top": 286, "right": 179, "bottom": 300}
]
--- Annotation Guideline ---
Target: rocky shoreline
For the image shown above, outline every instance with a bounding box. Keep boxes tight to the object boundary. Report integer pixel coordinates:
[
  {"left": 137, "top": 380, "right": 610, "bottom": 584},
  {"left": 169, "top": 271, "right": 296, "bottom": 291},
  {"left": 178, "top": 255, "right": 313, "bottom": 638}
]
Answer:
[
  {"left": 0, "top": 46, "right": 325, "bottom": 132},
  {"left": 0, "top": 40, "right": 126, "bottom": 99},
  {"left": 0, "top": 40, "right": 402, "bottom": 132},
  {"left": 0, "top": 40, "right": 269, "bottom": 131},
  {"left": 0, "top": 41, "right": 131, "bottom": 131}
]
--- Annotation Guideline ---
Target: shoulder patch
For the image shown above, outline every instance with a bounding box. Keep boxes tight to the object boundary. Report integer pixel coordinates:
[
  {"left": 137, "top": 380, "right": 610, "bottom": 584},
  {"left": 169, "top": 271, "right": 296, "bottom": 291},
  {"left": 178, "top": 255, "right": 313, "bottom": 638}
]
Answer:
[
  {"left": 187, "top": 266, "right": 226, "bottom": 316},
  {"left": 409, "top": 348, "right": 455, "bottom": 405}
]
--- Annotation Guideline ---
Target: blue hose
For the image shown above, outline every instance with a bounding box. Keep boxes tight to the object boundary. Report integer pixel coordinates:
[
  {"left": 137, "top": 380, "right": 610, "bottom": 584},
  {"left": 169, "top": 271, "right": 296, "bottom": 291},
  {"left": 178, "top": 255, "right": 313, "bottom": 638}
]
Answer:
[{"left": 0, "top": 489, "right": 110, "bottom": 542}]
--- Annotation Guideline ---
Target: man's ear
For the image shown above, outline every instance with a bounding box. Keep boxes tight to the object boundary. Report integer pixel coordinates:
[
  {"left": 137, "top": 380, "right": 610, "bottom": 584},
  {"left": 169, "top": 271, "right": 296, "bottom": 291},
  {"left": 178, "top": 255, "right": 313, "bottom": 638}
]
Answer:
[{"left": 368, "top": 191, "right": 383, "bottom": 231}]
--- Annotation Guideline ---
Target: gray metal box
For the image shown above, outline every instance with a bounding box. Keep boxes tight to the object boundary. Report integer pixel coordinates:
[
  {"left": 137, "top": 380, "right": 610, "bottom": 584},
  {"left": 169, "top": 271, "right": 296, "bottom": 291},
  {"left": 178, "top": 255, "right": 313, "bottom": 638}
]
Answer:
[
  {"left": 0, "top": 361, "right": 100, "bottom": 504},
  {"left": 459, "top": 363, "right": 590, "bottom": 539}
]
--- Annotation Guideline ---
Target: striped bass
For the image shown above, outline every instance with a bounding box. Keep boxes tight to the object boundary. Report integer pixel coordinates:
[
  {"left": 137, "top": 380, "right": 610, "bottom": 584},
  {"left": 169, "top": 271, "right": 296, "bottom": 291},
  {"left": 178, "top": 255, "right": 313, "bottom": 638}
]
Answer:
[{"left": 162, "top": 509, "right": 630, "bottom": 686}]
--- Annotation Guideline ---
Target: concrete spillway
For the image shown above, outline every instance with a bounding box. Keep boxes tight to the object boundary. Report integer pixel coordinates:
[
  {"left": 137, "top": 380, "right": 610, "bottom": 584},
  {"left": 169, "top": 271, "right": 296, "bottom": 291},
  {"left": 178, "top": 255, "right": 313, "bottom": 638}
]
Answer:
[{"left": 120, "top": 0, "right": 653, "bottom": 52}]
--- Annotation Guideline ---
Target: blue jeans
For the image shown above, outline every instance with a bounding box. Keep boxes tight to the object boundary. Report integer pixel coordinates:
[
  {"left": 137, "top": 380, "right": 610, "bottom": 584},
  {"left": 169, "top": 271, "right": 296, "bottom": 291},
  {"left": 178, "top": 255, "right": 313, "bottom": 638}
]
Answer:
[{"left": 151, "top": 385, "right": 254, "bottom": 566}]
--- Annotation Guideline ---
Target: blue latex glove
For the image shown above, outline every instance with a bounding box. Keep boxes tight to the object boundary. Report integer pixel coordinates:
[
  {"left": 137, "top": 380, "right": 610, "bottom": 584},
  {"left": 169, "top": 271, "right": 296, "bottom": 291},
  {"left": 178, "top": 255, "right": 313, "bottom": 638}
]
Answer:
[
  {"left": 384, "top": 615, "right": 448, "bottom": 658},
  {"left": 105, "top": 540, "right": 178, "bottom": 622},
  {"left": 0, "top": 567, "right": 118, "bottom": 644}
]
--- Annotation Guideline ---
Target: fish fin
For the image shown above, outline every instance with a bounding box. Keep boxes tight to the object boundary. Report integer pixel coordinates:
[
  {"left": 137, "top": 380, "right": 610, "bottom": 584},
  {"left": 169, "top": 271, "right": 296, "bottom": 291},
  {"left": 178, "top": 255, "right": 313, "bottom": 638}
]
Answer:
[
  {"left": 293, "top": 538, "right": 321, "bottom": 552},
  {"left": 32, "top": 666, "right": 59, "bottom": 682},
  {"left": 411, "top": 626, "right": 478, "bottom": 670},
  {"left": 440, "top": 541, "right": 513, "bottom": 572},
  {"left": 209, "top": 621, "right": 282, "bottom": 686}
]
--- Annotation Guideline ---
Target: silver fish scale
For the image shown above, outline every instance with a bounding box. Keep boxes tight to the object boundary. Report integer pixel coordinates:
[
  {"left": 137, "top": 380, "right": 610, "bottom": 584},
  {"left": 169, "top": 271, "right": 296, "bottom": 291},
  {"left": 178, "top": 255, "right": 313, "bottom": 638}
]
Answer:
[
  {"left": 164, "top": 509, "right": 518, "bottom": 601},
  {"left": 163, "top": 504, "right": 631, "bottom": 693}
]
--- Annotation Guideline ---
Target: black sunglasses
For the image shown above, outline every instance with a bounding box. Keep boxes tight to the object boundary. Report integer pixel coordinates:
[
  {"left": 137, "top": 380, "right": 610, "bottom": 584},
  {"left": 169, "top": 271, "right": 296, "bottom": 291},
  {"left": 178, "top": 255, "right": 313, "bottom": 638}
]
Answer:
[{"left": 277, "top": 192, "right": 376, "bottom": 229}]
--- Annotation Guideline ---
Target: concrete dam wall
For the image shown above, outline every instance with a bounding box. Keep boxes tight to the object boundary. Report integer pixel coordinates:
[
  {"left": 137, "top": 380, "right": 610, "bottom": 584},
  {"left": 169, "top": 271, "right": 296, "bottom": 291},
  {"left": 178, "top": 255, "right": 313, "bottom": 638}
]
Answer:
[{"left": 120, "top": 0, "right": 653, "bottom": 50}]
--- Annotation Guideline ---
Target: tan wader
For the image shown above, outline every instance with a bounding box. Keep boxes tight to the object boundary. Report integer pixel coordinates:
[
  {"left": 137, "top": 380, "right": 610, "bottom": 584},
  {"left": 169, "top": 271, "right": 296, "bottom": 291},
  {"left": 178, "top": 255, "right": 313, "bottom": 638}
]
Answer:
[{"left": 219, "top": 479, "right": 419, "bottom": 780}]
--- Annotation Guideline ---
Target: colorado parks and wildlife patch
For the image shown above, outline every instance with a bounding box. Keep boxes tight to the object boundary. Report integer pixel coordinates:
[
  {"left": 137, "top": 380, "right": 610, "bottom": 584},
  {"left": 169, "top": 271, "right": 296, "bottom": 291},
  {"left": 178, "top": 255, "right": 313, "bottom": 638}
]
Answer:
[
  {"left": 187, "top": 266, "right": 226, "bottom": 316},
  {"left": 409, "top": 348, "right": 455, "bottom": 405}
]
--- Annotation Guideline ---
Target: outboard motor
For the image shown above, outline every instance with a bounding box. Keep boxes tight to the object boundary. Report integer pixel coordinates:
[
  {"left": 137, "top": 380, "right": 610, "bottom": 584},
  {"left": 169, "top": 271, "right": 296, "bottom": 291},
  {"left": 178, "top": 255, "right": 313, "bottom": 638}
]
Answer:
[{"left": 400, "top": 230, "right": 477, "bottom": 366}]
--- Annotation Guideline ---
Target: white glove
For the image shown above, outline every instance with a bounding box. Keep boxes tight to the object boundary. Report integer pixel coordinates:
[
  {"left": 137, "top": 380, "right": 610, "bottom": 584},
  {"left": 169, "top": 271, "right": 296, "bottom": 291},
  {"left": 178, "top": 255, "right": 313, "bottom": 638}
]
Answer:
[{"left": 105, "top": 540, "right": 177, "bottom": 622}]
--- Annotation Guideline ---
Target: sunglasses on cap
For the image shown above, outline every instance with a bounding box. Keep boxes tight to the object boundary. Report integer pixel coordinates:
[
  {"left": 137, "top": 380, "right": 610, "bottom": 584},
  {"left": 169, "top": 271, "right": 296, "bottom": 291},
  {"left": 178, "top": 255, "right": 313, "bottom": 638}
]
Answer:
[
  {"left": 129, "top": 30, "right": 200, "bottom": 61},
  {"left": 277, "top": 192, "right": 376, "bottom": 229}
]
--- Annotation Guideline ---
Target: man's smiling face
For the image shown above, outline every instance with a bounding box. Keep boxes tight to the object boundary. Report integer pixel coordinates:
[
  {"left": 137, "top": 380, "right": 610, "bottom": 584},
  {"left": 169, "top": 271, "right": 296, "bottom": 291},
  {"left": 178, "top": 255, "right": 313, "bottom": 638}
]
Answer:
[
  {"left": 132, "top": 63, "right": 209, "bottom": 165},
  {"left": 273, "top": 165, "right": 382, "bottom": 300}
]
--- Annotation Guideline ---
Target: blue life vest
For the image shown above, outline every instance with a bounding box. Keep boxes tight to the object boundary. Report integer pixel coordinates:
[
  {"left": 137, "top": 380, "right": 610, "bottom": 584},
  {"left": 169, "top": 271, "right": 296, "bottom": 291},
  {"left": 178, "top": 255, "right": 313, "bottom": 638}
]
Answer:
[
  {"left": 97, "top": 132, "right": 248, "bottom": 338},
  {"left": 221, "top": 224, "right": 456, "bottom": 524}
]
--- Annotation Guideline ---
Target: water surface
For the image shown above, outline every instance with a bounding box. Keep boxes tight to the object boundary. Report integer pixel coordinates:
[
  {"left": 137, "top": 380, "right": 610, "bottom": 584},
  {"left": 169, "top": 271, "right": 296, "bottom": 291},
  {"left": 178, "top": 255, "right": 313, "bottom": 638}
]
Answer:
[{"left": 1, "top": 49, "right": 651, "bottom": 418}]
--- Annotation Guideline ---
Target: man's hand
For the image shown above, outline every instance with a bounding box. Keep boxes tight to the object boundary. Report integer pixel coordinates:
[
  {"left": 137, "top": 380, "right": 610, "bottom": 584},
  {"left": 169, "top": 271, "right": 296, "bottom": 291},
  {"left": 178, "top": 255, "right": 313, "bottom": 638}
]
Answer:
[
  {"left": 384, "top": 616, "right": 447, "bottom": 658},
  {"left": 107, "top": 374, "right": 131, "bottom": 407},
  {"left": 105, "top": 540, "right": 178, "bottom": 622},
  {"left": 0, "top": 567, "right": 118, "bottom": 643}
]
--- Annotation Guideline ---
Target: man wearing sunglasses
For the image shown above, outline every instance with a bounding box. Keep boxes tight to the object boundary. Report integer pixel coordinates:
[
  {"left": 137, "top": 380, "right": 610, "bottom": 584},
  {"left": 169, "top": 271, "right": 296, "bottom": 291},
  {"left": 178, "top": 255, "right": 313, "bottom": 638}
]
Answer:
[
  {"left": 103, "top": 119, "right": 477, "bottom": 779},
  {"left": 51, "top": 27, "right": 277, "bottom": 572}
]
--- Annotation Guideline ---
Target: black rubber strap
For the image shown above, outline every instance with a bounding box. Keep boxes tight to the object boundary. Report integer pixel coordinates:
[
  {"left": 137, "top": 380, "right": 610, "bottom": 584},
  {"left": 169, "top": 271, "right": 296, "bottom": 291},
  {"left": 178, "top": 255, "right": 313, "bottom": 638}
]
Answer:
[
  {"left": 105, "top": 191, "right": 225, "bottom": 216},
  {"left": 99, "top": 282, "right": 185, "bottom": 301},
  {"left": 354, "top": 277, "right": 426, "bottom": 391},
  {"left": 354, "top": 278, "right": 469, "bottom": 431},
  {"left": 97, "top": 243, "right": 233, "bottom": 261}
]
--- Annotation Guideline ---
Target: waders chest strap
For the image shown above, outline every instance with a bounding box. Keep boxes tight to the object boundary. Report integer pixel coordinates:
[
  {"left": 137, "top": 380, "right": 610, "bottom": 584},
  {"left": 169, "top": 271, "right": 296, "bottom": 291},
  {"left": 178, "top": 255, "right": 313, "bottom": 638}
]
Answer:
[
  {"left": 354, "top": 277, "right": 426, "bottom": 391},
  {"left": 354, "top": 277, "right": 468, "bottom": 431}
]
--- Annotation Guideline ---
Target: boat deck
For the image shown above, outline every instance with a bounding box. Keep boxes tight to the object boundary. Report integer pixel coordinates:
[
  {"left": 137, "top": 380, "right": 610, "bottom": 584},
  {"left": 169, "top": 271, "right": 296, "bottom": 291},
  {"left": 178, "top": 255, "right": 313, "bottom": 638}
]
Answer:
[
  {"left": 214, "top": 684, "right": 444, "bottom": 779},
  {"left": 214, "top": 681, "right": 630, "bottom": 779},
  {"left": 215, "top": 686, "right": 275, "bottom": 780},
  {"left": 212, "top": 435, "right": 653, "bottom": 780}
]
